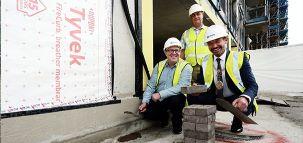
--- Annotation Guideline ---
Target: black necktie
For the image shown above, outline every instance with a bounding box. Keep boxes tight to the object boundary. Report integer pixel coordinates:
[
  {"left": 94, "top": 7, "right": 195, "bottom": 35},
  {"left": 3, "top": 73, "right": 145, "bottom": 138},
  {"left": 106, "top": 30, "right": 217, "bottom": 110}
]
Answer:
[{"left": 216, "top": 58, "right": 223, "bottom": 98}]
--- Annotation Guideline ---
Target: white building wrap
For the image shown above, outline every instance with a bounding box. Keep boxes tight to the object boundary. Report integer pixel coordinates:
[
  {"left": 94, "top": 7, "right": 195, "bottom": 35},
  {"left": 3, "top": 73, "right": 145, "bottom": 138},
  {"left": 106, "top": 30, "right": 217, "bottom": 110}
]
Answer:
[
  {"left": 1, "top": 0, "right": 113, "bottom": 114},
  {"left": 248, "top": 44, "right": 303, "bottom": 93}
]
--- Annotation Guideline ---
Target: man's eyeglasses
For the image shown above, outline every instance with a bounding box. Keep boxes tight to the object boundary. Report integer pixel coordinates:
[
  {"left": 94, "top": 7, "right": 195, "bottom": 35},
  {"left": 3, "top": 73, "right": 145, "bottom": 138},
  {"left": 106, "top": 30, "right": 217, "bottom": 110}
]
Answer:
[{"left": 165, "top": 49, "right": 180, "bottom": 53}]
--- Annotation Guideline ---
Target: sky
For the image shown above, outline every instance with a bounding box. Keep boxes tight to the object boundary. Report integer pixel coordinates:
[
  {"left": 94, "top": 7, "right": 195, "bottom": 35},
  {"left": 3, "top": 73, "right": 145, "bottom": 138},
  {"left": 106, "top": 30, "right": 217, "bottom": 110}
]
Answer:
[{"left": 288, "top": 0, "right": 303, "bottom": 45}]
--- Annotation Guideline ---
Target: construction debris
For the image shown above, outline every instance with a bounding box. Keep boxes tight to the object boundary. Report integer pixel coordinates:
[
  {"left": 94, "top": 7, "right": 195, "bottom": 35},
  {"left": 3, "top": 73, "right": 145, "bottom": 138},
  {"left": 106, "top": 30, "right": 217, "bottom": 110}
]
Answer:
[
  {"left": 256, "top": 96, "right": 290, "bottom": 107},
  {"left": 117, "top": 132, "right": 142, "bottom": 142}
]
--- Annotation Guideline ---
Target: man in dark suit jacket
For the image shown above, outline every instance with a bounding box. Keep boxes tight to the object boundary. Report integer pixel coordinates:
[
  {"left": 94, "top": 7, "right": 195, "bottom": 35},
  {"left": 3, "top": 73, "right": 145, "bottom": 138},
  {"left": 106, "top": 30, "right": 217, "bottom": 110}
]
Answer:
[{"left": 187, "top": 25, "right": 258, "bottom": 133}]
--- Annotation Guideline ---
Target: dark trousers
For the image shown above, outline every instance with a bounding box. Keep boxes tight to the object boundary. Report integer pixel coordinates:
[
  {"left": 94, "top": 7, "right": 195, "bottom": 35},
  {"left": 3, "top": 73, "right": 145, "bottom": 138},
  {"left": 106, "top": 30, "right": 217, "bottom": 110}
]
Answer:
[
  {"left": 143, "top": 94, "right": 186, "bottom": 129},
  {"left": 187, "top": 94, "right": 253, "bottom": 124}
]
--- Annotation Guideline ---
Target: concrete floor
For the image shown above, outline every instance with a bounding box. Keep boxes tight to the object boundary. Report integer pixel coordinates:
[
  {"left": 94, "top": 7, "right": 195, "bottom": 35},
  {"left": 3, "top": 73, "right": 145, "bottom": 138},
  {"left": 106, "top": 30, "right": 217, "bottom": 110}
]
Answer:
[{"left": 102, "top": 94, "right": 303, "bottom": 143}]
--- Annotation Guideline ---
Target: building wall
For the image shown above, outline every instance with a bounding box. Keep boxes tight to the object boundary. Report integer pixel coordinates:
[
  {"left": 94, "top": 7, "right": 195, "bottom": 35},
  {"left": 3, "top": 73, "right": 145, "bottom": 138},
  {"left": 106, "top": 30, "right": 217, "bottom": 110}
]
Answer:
[
  {"left": 199, "top": 0, "right": 225, "bottom": 25},
  {"left": 142, "top": 0, "right": 154, "bottom": 89},
  {"left": 1, "top": 0, "right": 141, "bottom": 143},
  {"left": 113, "top": 0, "right": 136, "bottom": 97}
]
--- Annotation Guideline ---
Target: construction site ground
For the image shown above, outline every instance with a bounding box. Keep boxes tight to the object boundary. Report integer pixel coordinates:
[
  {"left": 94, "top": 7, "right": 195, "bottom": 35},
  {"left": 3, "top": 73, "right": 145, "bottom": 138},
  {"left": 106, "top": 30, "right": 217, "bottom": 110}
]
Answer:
[{"left": 102, "top": 92, "right": 303, "bottom": 143}]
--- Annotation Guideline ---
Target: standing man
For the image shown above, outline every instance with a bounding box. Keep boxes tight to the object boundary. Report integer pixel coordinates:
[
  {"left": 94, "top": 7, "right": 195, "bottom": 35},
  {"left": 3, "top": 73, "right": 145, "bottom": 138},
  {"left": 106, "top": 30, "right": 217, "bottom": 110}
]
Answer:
[
  {"left": 138, "top": 37, "right": 192, "bottom": 134},
  {"left": 181, "top": 4, "right": 211, "bottom": 83},
  {"left": 187, "top": 25, "right": 259, "bottom": 133}
]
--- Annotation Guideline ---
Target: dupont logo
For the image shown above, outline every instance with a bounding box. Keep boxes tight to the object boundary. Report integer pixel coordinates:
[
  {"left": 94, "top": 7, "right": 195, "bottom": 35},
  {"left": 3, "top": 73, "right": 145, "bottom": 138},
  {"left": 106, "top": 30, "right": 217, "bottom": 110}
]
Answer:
[
  {"left": 17, "top": 0, "right": 46, "bottom": 16},
  {"left": 207, "top": 34, "right": 215, "bottom": 39}
]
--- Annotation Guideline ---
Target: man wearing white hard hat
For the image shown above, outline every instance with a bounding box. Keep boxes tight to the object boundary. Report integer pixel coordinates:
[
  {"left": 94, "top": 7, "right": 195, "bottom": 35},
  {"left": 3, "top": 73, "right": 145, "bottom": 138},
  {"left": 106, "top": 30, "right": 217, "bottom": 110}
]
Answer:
[
  {"left": 188, "top": 25, "right": 259, "bottom": 133},
  {"left": 180, "top": 3, "right": 211, "bottom": 83},
  {"left": 138, "top": 37, "right": 192, "bottom": 134}
]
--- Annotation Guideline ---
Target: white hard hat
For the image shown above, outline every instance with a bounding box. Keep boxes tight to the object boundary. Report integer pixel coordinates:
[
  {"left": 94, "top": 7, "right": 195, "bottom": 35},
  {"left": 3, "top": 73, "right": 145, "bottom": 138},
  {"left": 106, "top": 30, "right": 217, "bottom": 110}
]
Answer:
[
  {"left": 163, "top": 37, "right": 182, "bottom": 52},
  {"left": 205, "top": 25, "right": 228, "bottom": 43},
  {"left": 189, "top": 4, "right": 204, "bottom": 16}
]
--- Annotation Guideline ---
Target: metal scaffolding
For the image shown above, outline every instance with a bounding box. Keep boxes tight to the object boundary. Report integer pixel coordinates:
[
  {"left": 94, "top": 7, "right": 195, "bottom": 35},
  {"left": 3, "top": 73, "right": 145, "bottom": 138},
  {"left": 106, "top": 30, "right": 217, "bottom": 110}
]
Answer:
[{"left": 245, "top": 0, "right": 288, "bottom": 49}]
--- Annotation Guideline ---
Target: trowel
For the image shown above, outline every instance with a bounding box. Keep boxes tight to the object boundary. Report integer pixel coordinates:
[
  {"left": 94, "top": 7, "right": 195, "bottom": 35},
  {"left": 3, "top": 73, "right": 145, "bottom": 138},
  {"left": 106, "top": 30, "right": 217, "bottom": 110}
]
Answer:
[{"left": 216, "top": 98, "right": 257, "bottom": 124}]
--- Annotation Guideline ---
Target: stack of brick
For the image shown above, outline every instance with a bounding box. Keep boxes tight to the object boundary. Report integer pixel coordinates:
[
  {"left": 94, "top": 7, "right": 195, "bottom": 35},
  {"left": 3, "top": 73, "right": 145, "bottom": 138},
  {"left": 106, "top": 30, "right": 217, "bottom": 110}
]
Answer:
[{"left": 183, "top": 105, "right": 216, "bottom": 143}]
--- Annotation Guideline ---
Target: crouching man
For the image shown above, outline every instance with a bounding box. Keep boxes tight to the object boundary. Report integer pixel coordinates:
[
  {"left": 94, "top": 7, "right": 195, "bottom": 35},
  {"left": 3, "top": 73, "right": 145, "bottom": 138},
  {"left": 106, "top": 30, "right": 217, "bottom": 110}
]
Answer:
[
  {"left": 187, "top": 25, "right": 259, "bottom": 133},
  {"left": 138, "top": 37, "right": 193, "bottom": 134}
]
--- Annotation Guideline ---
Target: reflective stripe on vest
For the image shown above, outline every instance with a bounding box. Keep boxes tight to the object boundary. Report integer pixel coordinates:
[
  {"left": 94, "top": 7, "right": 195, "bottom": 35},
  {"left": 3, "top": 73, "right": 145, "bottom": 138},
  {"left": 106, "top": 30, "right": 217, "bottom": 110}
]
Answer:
[
  {"left": 201, "top": 51, "right": 259, "bottom": 112},
  {"left": 156, "top": 58, "right": 189, "bottom": 86},
  {"left": 184, "top": 27, "right": 211, "bottom": 66},
  {"left": 226, "top": 52, "right": 245, "bottom": 92}
]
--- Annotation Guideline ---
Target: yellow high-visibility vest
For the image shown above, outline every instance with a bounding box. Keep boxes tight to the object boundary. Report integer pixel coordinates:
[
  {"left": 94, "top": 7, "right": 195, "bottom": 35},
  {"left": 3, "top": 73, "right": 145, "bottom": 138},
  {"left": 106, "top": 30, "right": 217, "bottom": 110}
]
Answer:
[
  {"left": 156, "top": 58, "right": 190, "bottom": 105},
  {"left": 201, "top": 51, "right": 259, "bottom": 112},
  {"left": 183, "top": 27, "right": 211, "bottom": 66},
  {"left": 156, "top": 58, "right": 189, "bottom": 86}
]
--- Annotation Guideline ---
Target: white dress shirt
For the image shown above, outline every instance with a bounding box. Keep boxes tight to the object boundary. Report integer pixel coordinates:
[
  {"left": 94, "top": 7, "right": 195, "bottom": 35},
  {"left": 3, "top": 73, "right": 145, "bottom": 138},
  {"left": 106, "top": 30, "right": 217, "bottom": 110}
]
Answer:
[
  {"left": 193, "top": 25, "right": 205, "bottom": 36},
  {"left": 214, "top": 50, "right": 251, "bottom": 103}
]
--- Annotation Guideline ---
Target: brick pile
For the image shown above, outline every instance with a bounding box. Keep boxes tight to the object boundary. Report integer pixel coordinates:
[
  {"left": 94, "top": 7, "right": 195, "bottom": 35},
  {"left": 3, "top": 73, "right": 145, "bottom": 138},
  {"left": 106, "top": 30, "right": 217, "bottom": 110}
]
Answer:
[{"left": 183, "top": 105, "right": 216, "bottom": 143}]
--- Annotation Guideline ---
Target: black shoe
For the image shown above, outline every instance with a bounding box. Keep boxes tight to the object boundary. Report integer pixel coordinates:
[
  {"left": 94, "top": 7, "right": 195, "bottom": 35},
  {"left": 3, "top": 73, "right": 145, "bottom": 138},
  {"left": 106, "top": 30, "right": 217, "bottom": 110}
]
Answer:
[
  {"left": 172, "top": 128, "right": 182, "bottom": 134},
  {"left": 172, "top": 125, "right": 182, "bottom": 134},
  {"left": 231, "top": 125, "right": 243, "bottom": 133},
  {"left": 231, "top": 118, "right": 243, "bottom": 133}
]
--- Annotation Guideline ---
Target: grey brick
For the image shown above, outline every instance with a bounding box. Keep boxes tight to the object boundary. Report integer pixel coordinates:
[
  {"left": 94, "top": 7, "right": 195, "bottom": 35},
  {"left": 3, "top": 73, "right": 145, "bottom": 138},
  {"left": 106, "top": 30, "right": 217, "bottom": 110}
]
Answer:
[
  {"left": 183, "top": 122, "right": 196, "bottom": 131},
  {"left": 196, "top": 116, "right": 207, "bottom": 124},
  {"left": 195, "top": 137, "right": 215, "bottom": 143},
  {"left": 184, "top": 137, "right": 196, "bottom": 143},
  {"left": 181, "top": 85, "right": 207, "bottom": 94},
  {"left": 183, "top": 115, "right": 198, "bottom": 123},
  {"left": 184, "top": 130, "right": 215, "bottom": 140},
  {"left": 196, "top": 114, "right": 216, "bottom": 124},
  {"left": 196, "top": 123, "right": 214, "bottom": 132},
  {"left": 183, "top": 106, "right": 196, "bottom": 115},
  {"left": 195, "top": 105, "right": 216, "bottom": 116},
  {"left": 196, "top": 129, "right": 215, "bottom": 140},
  {"left": 183, "top": 130, "right": 197, "bottom": 139}
]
